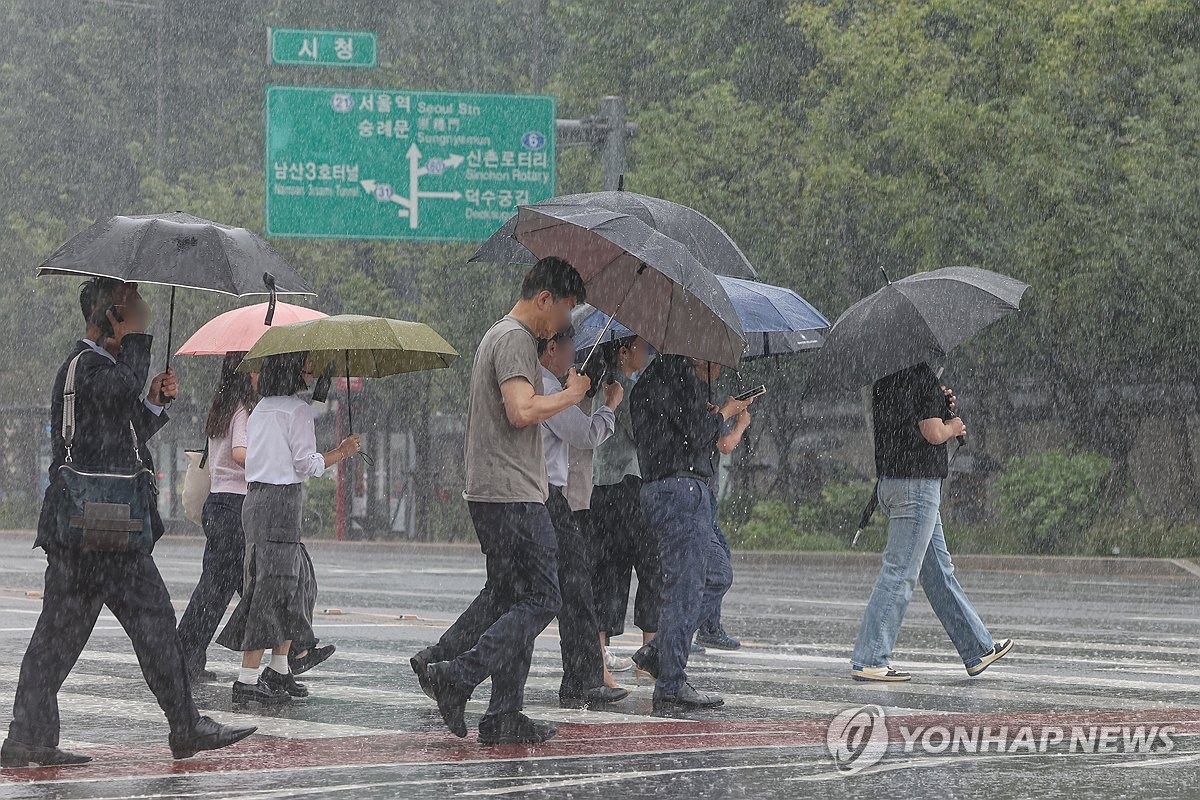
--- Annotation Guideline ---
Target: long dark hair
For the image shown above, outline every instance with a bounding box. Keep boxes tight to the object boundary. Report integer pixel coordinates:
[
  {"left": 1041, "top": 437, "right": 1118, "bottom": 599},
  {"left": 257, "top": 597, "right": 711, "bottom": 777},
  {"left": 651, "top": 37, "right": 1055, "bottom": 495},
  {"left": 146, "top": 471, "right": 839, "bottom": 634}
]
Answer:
[
  {"left": 258, "top": 351, "right": 309, "bottom": 398},
  {"left": 205, "top": 351, "right": 259, "bottom": 439}
]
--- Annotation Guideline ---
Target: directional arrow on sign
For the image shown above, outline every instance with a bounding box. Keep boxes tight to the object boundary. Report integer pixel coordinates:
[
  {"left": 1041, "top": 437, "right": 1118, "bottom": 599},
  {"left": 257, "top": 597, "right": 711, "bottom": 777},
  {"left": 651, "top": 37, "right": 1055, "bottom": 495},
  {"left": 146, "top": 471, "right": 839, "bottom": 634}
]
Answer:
[{"left": 358, "top": 145, "right": 469, "bottom": 229}]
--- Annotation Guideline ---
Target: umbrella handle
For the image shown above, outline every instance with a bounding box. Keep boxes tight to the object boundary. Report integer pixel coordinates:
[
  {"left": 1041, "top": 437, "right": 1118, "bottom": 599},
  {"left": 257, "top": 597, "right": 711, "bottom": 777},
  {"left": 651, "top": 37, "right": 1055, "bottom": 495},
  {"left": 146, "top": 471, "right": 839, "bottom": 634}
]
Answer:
[
  {"left": 263, "top": 272, "right": 277, "bottom": 326},
  {"left": 163, "top": 287, "right": 175, "bottom": 374}
]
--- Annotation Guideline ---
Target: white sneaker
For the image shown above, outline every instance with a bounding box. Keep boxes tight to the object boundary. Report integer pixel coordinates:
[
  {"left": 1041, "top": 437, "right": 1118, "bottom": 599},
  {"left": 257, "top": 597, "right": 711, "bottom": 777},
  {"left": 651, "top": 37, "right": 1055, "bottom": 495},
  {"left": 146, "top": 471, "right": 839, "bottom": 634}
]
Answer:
[
  {"left": 605, "top": 647, "right": 633, "bottom": 673},
  {"left": 850, "top": 664, "right": 912, "bottom": 682},
  {"left": 966, "top": 638, "right": 1014, "bottom": 676}
]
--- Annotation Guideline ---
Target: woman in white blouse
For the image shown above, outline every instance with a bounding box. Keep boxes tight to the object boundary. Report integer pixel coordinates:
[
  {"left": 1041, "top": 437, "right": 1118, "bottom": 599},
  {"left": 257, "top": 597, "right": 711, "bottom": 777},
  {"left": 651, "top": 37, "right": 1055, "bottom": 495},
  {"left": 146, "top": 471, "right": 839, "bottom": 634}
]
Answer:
[{"left": 216, "top": 351, "right": 361, "bottom": 705}]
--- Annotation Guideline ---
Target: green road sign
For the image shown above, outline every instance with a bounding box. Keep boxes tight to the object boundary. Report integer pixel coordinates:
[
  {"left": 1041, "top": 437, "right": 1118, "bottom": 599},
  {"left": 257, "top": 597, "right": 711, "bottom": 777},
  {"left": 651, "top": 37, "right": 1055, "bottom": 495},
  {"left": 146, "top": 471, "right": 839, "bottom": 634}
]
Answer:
[
  {"left": 264, "top": 86, "right": 556, "bottom": 242},
  {"left": 270, "top": 28, "right": 377, "bottom": 68}
]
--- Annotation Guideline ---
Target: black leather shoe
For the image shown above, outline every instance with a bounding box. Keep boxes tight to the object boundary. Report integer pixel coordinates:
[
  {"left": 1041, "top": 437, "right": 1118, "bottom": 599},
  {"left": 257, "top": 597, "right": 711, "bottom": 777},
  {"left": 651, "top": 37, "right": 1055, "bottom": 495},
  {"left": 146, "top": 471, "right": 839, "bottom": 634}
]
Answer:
[
  {"left": 410, "top": 647, "right": 437, "bottom": 700},
  {"left": 289, "top": 644, "right": 335, "bottom": 675},
  {"left": 187, "top": 668, "right": 217, "bottom": 683},
  {"left": 652, "top": 682, "right": 724, "bottom": 711},
  {"left": 170, "top": 716, "right": 257, "bottom": 760},
  {"left": 261, "top": 667, "right": 309, "bottom": 698},
  {"left": 426, "top": 661, "right": 470, "bottom": 738},
  {"left": 558, "top": 685, "right": 630, "bottom": 708},
  {"left": 232, "top": 678, "right": 291, "bottom": 706},
  {"left": 478, "top": 712, "right": 557, "bottom": 745},
  {"left": 631, "top": 644, "right": 660, "bottom": 679},
  {"left": 0, "top": 738, "right": 91, "bottom": 768}
]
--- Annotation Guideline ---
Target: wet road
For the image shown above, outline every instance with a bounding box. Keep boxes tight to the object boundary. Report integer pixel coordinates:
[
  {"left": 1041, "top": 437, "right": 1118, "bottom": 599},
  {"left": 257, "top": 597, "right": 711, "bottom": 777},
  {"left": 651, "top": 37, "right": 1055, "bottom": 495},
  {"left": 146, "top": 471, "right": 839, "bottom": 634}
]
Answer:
[{"left": 0, "top": 532, "right": 1198, "bottom": 798}]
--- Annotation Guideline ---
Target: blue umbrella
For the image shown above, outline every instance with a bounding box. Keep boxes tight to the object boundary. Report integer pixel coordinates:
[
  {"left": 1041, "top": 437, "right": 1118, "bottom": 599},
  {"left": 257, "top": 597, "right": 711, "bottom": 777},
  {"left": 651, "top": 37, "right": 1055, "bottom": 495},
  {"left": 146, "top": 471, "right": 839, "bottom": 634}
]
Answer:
[
  {"left": 573, "top": 277, "right": 829, "bottom": 360},
  {"left": 720, "top": 276, "right": 829, "bottom": 359}
]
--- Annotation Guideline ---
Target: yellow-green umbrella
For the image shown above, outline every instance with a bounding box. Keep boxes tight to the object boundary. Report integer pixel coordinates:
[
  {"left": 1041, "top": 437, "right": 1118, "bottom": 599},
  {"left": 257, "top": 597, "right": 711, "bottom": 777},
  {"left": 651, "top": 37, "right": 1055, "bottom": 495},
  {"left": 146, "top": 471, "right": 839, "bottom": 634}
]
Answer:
[{"left": 240, "top": 314, "right": 458, "bottom": 432}]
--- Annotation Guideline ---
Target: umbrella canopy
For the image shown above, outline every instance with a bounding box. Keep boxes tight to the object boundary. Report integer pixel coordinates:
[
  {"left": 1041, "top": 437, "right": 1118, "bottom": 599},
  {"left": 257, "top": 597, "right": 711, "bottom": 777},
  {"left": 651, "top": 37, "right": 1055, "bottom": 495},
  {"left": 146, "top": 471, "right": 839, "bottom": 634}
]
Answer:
[
  {"left": 514, "top": 204, "right": 746, "bottom": 367},
  {"left": 36, "top": 212, "right": 314, "bottom": 296},
  {"left": 571, "top": 276, "right": 830, "bottom": 361},
  {"left": 239, "top": 314, "right": 458, "bottom": 378},
  {"left": 720, "top": 276, "right": 829, "bottom": 359},
  {"left": 812, "top": 266, "right": 1030, "bottom": 391},
  {"left": 176, "top": 302, "right": 328, "bottom": 356},
  {"left": 470, "top": 191, "right": 758, "bottom": 279}
]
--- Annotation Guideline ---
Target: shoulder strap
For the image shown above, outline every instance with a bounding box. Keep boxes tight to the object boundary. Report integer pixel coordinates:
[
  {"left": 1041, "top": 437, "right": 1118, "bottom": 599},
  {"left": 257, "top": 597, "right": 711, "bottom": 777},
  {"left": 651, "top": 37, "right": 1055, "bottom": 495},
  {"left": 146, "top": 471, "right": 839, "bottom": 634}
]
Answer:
[
  {"left": 62, "top": 350, "right": 143, "bottom": 467},
  {"left": 61, "top": 352, "right": 86, "bottom": 462}
]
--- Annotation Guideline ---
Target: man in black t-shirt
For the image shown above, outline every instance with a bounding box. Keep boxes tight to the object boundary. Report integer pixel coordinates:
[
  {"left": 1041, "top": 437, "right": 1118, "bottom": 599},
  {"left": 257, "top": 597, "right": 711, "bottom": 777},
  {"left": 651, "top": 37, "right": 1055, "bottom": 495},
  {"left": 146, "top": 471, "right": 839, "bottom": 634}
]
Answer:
[{"left": 849, "top": 363, "right": 1013, "bottom": 682}]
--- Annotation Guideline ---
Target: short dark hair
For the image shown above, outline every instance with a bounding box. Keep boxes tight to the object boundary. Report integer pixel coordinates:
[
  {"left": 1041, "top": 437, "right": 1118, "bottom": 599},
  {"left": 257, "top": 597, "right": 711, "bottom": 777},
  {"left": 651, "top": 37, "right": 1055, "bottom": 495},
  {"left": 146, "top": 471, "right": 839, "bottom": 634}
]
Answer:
[
  {"left": 258, "top": 351, "right": 309, "bottom": 397},
  {"left": 521, "top": 257, "right": 586, "bottom": 305},
  {"left": 79, "top": 277, "right": 125, "bottom": 323}
]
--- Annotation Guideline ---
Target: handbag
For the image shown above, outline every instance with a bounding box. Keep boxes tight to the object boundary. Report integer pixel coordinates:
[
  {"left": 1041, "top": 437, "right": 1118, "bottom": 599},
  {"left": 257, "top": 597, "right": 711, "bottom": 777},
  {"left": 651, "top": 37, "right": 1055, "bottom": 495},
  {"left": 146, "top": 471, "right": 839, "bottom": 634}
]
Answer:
[
  {"left": 181, "top": 442, "right": 210, "bottom": 526},
  {"left": 54, "top": 351, "right": 158, "bottom": 553}
]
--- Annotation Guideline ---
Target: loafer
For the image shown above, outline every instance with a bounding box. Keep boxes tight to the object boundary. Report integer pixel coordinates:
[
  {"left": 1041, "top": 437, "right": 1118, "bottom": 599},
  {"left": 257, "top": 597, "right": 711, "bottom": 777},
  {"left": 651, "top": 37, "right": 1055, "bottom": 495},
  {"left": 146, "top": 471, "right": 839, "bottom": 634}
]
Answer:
[
  {"left": 966, "top": 639, "right": 1015, "bottom": 677},
  {"left": 232, "top": 678, "right": 292, "bottom": 706},
  {"left": 427, "top": 661, "right": 470, "bottom": 738},
  {"left": 478, "top": 712, "right": 557, "bottom": 745},
  {"left": 261, "top": 667, "right": 309, "bottom": 698},
  {"left": 410, "top": 647, "right": 437, "bottom": 700},
  {"left": 170, "top": 715, "right": 257, "bottom": 760},
  {"left": 652, "top": 682, "right": 724, "bottom": 711},
  {"left": 187, "top": 668, "right": 217, "bottom": 683},
  {"left": 0, "top": 738, "right": 91, "bottom": 768},
  {"left": 289, "top": 644, "right": 335, "bottom": 676},
  {"left": 631, "top": 644, "right": 660, "bottom": 679},
  {"left": 558, "top": 685, "right": 630, "bottom": 708}
]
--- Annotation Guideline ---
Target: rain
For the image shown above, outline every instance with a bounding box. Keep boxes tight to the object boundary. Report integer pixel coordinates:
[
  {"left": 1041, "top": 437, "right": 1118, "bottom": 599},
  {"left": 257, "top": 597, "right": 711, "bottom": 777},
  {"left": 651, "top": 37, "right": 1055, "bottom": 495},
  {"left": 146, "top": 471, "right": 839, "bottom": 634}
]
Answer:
[{"left": 1, "top": 0, "right": 1199, "bottom": 796}]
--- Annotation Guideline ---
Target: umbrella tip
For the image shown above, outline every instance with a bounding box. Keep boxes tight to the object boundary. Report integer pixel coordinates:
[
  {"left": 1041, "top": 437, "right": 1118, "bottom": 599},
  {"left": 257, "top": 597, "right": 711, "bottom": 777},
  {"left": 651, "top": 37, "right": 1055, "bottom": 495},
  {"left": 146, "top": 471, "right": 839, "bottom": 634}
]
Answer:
[
  {"left": 617, "top": 174, "right": 624, "bottom": 191},
  {"left": 879, "top": 267, "right": 892, "bottom": 286}
]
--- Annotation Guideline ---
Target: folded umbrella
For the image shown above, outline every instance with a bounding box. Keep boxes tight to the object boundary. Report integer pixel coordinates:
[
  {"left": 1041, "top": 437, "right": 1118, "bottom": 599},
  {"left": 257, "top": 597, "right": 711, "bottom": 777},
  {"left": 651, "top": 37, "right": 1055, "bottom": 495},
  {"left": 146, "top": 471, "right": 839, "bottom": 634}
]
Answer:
[
  {"left": 36, "top": 212, "right": 315, "bottom": 368},
  {"left": 176, "top": 302, "right": 327, "bottom": 356}
]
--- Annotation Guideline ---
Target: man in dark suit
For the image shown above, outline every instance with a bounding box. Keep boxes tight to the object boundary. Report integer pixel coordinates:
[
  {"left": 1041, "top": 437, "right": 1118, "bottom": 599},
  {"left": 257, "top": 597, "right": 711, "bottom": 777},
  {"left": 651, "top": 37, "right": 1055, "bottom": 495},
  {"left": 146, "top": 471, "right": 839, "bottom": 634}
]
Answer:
[{"left": 2, "top": 278, "right": 257, "bottom": 768}]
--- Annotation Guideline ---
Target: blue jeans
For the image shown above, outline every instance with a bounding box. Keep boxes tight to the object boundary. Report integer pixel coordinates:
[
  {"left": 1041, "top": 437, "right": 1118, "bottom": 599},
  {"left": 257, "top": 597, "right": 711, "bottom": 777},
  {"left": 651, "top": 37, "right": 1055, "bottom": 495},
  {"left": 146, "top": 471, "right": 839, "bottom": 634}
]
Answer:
[
  {"left": 640, "top": 477, "right": 712, "bottom": 696},
  {"left": 851, "top": 478, "right": 994, "bottom": 668},
  {"left": 698, "top": 491, "right": 733, "bottom": 635}
]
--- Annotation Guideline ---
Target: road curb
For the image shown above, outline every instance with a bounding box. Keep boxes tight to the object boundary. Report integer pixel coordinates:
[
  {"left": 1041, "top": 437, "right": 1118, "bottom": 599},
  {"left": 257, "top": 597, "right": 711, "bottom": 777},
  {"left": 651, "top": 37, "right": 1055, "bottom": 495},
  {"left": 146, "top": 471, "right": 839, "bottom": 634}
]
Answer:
[{"left": 0, "top": 529, "right": 1194, "bottom": 578}]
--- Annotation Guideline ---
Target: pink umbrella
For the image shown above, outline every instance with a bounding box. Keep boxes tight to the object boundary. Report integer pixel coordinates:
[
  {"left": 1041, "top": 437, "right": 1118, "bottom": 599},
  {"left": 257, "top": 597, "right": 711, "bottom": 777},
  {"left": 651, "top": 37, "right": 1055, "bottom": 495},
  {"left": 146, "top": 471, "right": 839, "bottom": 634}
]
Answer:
[{"left": 176, "top": 302, "right": 328, "bottom": 356}]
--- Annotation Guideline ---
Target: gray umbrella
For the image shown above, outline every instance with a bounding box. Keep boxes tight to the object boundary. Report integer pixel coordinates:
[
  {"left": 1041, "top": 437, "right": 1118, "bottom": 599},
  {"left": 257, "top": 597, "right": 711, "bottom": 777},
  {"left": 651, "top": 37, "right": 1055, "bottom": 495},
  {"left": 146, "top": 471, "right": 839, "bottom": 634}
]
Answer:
[
  {"left": 514, "top": 203, "right": 747, "bottom": 368},
  {"left": 470, "top": 190, "right": 759, "bottom": 280},
  {"left": 811, "top": 266, "right": 1031, "bottom": 391},
  {"left": 36, "top": 212, "right": 315, "bottom": 368}
]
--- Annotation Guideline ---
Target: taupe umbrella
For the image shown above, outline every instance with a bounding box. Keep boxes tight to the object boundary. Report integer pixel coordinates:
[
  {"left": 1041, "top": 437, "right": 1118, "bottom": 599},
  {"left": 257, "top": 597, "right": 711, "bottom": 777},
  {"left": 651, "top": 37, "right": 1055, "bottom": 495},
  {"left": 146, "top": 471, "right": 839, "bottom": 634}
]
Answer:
[{"left": 240, "top": 314, "right": 458, "bottom": 433}]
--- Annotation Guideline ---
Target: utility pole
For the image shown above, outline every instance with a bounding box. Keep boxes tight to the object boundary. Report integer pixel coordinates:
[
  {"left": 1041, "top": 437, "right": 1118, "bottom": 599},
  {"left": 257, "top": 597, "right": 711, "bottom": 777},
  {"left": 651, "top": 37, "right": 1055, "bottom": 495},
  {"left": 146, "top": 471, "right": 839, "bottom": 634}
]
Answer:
[{"left": 556, "top": 96, "right": 636, "bottom": 191}]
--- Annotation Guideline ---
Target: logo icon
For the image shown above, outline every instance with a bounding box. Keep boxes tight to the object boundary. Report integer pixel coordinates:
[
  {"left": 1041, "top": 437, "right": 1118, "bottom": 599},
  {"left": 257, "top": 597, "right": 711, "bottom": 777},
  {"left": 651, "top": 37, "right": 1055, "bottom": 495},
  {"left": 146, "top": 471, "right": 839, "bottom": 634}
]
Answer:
[
  {"left": 521, "top": 131, "right": 547, "bottom": 151},
  {"left": 374, "top": 184, "right": 394, "bottom": 202},
  {"left": 425, "top": 158, "right": 445, "bottom": 176},
  {"left": 330, "top": 93, "right": 354, "bottom": 113},
  {"left": 827, "top": 705, "right": 889, "bottom": 774}
]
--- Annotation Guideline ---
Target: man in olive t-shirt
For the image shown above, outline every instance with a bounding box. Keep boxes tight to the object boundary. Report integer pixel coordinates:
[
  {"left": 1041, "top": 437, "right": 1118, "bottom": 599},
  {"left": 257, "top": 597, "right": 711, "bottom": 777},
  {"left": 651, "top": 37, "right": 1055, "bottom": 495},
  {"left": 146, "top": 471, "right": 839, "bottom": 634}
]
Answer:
[{"left": 412, "top": 257, "right": 591, "bottom": 746}]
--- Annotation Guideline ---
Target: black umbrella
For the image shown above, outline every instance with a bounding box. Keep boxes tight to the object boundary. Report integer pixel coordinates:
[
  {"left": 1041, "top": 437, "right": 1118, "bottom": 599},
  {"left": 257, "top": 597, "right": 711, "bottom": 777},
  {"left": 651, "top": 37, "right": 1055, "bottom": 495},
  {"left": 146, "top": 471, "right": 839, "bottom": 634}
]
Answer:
[
  {"left": 809, "top": 266, "right": 1031, "bottom": 547},
  {"left": 512, "top": 203, "right": 747, "bottom": 367},
  {"left": 470, "top": 190, "right": 759, "bottom": 280},
  {"left": 811, "top": 266, "right": 1030, "bottom": 392},
  {"left": 36, "top": 212, "right": 315, "bottom": 368}
]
